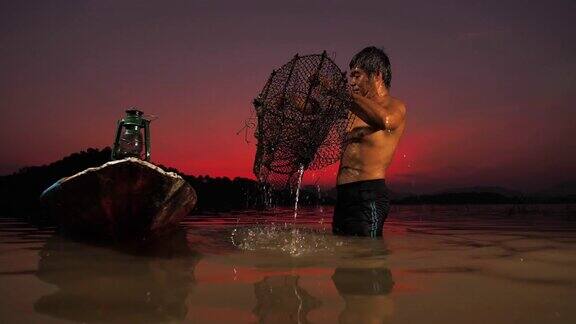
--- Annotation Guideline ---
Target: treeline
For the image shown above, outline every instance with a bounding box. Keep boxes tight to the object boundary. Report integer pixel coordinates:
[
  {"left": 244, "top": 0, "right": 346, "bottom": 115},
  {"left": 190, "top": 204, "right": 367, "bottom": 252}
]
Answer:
[
  {"left": 157, "top": 172, "right": 327, "bottom": 212},
  {"left": 0, "top": 147, "right": 323, "bottom": 218},
  {"left": 0, "top": 148, "right": 112, "bottom": 217},
  {"left": 1, "top": 147, "right": 575, "bottom": 220}
]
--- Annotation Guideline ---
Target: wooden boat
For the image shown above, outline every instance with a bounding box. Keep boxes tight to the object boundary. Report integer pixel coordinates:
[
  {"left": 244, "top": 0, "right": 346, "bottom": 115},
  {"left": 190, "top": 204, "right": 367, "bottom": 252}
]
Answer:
[{"left": 40, "top": 158, "right": 196, "bottom": 241}]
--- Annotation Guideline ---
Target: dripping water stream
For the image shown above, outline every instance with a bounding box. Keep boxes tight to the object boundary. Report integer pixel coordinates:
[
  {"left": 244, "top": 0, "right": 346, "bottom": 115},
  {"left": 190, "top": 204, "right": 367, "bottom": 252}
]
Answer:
[{"left": 293, "top": 165, "right": 305, "bottom": 219}]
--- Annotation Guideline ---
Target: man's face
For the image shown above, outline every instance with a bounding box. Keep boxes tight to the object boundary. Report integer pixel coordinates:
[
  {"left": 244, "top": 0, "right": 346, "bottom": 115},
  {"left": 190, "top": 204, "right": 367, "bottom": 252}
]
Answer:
[{"left": 349, "top": 67, "right": 376, "bottom": 97}]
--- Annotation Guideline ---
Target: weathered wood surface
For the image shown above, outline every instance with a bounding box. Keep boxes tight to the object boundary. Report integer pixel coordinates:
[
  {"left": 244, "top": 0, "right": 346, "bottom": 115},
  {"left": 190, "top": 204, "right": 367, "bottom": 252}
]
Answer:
[{"left": 41, "top": 158, "right": 196, "bottom": 240}]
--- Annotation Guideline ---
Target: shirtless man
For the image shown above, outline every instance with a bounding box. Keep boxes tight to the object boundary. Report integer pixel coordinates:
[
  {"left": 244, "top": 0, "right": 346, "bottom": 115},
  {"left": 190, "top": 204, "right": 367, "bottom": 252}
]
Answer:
[{"left": 332, "top": 46, "right": 407, "bottom": 237}]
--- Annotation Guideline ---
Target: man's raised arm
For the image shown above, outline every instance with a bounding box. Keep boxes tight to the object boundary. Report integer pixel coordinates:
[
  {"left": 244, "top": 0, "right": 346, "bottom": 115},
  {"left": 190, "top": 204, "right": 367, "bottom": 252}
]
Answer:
[{"left": 348, "top": 94, "right": 406, "bottom": 131}]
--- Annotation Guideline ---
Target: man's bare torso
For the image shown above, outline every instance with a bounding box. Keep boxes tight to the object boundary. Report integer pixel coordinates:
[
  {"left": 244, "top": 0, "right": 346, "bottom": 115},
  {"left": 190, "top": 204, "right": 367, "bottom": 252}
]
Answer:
[{"left": 337, "top": 96, "right": 406, "bottom": 185}]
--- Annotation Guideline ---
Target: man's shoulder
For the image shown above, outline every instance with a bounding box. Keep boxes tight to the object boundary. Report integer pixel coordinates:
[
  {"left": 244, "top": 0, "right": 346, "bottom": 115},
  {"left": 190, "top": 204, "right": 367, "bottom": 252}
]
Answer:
[{"left": 390, "top": 97, "right": 407, "bottom": 115}]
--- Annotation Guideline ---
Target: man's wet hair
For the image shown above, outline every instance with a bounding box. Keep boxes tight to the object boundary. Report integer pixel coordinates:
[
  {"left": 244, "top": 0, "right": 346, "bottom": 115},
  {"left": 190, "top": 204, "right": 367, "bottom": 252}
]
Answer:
[{"left": 349, "top": 46, "right": 392, "bottom": 89}]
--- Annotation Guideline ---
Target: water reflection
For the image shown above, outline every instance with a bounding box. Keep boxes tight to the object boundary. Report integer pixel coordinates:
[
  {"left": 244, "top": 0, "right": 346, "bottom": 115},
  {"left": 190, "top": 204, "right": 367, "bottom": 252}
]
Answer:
[
  {"left": 253, "top": 275, "right": 321, "bottom": 324},
  {"left": 332, "top": 238, "right": 394, "bottom": 324},
  {"left": 34, "top": 231, "right": 200, "bottom": 323},
  {"left": 2, "top": 206, "right": 574, "bottom": 323},
  {"left": 243, "top": 232, "right": 394, "bottom": 324},
  {"left": 332, "top": 266, "right": 394, "bottom": 323}
]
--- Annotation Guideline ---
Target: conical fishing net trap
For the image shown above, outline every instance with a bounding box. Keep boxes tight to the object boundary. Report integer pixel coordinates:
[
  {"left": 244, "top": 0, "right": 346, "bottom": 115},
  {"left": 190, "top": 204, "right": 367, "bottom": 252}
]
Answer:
[{"left": 252, "top": 51, "right": 353, "bottom": 190}]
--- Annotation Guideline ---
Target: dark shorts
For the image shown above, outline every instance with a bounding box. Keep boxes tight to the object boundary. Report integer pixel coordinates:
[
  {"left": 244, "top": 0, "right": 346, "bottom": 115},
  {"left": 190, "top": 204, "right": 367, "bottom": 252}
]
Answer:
[{"left": 332, "top": 179, "right": 390, "bottom": 237}]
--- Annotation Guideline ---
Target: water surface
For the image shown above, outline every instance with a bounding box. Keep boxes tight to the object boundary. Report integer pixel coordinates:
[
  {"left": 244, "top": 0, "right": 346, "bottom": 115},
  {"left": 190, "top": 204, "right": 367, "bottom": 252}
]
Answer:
[{"left": 1, "top": 205, "right": 575, "bottom": 323}]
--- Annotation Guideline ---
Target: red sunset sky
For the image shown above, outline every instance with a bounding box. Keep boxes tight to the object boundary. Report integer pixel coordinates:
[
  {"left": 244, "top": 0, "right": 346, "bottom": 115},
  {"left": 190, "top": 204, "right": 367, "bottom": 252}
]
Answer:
[{"left": 1, "top": 0, "right": 575, "bottom": 193}]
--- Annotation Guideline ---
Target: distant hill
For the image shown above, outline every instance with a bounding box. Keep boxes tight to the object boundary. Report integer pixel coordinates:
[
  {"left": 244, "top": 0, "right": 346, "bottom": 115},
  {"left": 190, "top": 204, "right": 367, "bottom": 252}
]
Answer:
[
  {"left": 534, "top": 182, "right": 576, "bottom": 197},
  {"left": 436, "top": 186, "right": 524, "bottom": 198},
  {"left": 249, "top": 182, "right": 576, "bottom": 205},
  {"left": 393, "top": 191, "right": 517, "bottom": 205},
  {"left": 392, "top": 184, "right": 576, "bottom": 204}
]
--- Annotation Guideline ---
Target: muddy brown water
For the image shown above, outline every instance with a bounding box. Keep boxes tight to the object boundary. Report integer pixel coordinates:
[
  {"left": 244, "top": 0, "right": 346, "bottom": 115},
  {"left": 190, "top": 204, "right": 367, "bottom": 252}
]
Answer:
[{"left": 1, "top": 205, "right": 575, "bottom": 323}]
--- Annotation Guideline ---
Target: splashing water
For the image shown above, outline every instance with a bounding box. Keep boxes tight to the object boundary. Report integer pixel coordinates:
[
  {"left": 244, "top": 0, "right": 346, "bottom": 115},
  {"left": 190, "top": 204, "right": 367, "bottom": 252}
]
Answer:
[
  {"left": 293, "top": 165, "right": 305, "bottom": 219},
  {"left": 230, "top": 225, "right": 339, "bottom": 257}
]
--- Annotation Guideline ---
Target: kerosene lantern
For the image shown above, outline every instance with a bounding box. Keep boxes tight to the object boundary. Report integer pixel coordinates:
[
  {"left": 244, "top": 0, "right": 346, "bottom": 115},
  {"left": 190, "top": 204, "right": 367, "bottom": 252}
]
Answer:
[{"left": 112, "top": 109, "right": 151, "bottom": 161}]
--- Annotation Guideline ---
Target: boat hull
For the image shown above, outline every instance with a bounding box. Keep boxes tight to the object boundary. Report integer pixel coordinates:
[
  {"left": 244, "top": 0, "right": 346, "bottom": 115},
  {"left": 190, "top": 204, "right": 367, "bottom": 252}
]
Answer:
[{"left": 41, "top": 158, "right": 197, "bottom": 241}]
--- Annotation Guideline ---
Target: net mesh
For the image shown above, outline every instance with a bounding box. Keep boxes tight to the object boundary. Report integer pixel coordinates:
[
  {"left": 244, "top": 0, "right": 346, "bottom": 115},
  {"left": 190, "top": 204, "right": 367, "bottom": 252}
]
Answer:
[{"left": 252, "top": 52, "right": 353, "bottom": 190}]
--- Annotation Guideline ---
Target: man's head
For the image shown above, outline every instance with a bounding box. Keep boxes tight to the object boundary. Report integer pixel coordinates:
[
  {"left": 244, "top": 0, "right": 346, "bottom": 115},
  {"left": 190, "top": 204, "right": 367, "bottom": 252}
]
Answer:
[{"left": 348, "top": 46, "right": 392, "bottom": 97}]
